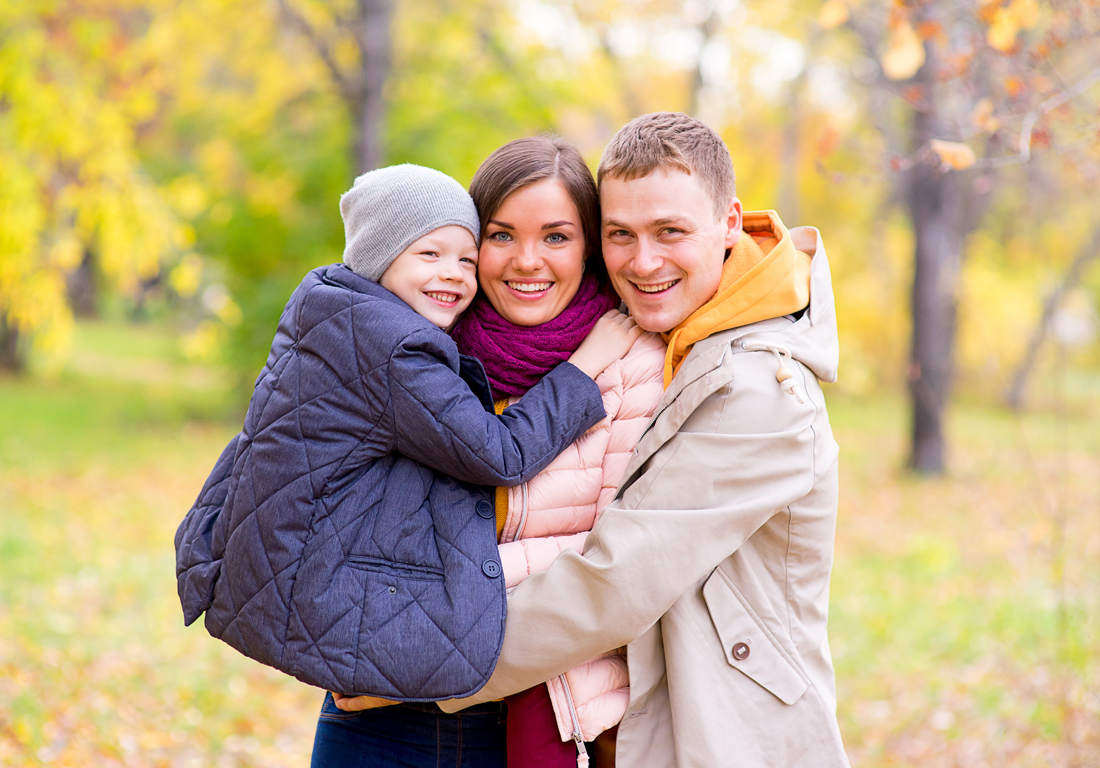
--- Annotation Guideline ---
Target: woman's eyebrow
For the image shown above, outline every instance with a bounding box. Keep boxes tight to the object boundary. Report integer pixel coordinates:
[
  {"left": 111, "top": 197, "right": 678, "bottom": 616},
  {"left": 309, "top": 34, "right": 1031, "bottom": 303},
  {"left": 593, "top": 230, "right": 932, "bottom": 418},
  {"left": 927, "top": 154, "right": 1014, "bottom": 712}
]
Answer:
[
  {"left": 487, "top": 218, "right": 515, "bottom": 229},
  {"left": 541, "top": 220, "right": 574, "bottom": 230}
]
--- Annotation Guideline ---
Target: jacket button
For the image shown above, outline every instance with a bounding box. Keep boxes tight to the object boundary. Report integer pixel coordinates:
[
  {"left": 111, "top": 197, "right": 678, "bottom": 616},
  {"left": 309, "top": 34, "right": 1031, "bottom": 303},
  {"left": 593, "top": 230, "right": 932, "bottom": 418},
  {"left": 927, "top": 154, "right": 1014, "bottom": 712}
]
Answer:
[
  {"left": 482, "top": 560, "right": 501, "bottom": 578},
  {"left": 732, "top": 642, "right": 750, "bottom": 661},
  {"left": 475, "top": 500, "right": 494, "bottom": 519}
]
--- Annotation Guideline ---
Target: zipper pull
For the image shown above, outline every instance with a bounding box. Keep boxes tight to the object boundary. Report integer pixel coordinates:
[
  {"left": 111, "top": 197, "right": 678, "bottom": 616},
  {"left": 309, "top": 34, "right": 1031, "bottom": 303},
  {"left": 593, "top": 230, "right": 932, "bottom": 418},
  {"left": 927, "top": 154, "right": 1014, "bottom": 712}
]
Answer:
[{"left": 573, "top": 732, "right": 589, "bottom": 768}]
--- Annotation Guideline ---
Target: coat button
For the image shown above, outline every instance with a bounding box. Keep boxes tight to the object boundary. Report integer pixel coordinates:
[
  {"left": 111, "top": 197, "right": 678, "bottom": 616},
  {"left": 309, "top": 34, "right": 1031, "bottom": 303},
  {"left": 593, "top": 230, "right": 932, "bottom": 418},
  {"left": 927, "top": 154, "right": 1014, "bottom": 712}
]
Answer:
[
  {"left": 482, "top": 560, "right": 501, "bottom": 578},
  {"left": 732, "top": 642, "right": 750, "bottom": 661},
  {"left": 475, "top": 500, "right": 494, "bottom": 519}
]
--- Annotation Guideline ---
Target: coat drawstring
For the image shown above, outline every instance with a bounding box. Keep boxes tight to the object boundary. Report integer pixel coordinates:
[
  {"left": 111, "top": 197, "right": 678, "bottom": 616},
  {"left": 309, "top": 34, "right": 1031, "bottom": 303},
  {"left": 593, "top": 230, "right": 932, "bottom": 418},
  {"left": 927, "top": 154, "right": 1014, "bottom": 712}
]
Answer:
[{"left": 741, "top": 341, "right": 806, "bottom": 404}]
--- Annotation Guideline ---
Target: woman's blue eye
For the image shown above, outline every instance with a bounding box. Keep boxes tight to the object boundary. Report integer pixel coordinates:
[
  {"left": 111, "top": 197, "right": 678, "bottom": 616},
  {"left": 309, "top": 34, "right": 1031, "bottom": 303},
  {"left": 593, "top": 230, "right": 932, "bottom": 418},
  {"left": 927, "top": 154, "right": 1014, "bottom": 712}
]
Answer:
[
  {"left": 489, "top": 231, "right": 511, "bottom": 242},
  {"left": 546, "top": 233, "right": 567, "bottom": 244}
]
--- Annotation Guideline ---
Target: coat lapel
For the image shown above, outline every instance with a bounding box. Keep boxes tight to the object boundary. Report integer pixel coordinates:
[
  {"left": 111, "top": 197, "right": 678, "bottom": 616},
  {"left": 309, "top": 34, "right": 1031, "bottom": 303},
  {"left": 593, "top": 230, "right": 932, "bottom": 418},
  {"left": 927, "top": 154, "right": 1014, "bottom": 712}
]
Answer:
[{"left": 617, "top": 335, "right": 737, "bottom": 494}]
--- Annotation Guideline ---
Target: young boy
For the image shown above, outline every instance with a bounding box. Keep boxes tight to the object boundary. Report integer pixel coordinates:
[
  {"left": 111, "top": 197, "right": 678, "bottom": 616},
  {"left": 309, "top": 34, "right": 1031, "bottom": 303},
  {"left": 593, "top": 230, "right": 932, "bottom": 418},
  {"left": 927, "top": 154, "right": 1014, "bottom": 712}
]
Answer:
[{"left": 175, "top": 164, "right": 639, "bottom": 703}]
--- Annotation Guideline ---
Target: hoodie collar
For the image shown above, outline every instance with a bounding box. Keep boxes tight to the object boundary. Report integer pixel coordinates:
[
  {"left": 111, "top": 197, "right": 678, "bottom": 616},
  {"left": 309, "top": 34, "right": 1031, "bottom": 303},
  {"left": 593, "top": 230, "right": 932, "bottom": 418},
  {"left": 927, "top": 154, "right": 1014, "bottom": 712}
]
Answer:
[{"left": 661, "top": 210, "right": 812, "bottom": 387}]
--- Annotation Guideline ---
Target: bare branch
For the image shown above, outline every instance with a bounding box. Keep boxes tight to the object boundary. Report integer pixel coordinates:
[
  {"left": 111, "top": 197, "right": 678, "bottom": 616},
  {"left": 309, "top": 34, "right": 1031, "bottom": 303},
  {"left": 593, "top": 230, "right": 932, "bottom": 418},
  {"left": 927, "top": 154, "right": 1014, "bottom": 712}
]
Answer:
[
  {"left": 1006, "top": 223, "right": 1100, "bottom": 409},
  {"left": 1017, "top": 65, "right": 1100, "bottom": 163},
  {"left": 273, "top": 0, "right": 357, "bottom": 102}
]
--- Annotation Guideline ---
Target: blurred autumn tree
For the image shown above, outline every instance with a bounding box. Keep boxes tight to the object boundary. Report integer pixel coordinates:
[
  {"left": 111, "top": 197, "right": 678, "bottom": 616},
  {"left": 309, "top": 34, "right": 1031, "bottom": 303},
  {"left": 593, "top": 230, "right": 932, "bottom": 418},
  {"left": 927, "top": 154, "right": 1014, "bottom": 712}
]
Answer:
[
  {"left": 2, "top": 0, "right": 1098, "bottom": 447},
  {"left": 817, "top": 0, "right": 1100, "bottom": 472},
  {"left": 0, "top": 0, "right": 194, "bottom": 372}
]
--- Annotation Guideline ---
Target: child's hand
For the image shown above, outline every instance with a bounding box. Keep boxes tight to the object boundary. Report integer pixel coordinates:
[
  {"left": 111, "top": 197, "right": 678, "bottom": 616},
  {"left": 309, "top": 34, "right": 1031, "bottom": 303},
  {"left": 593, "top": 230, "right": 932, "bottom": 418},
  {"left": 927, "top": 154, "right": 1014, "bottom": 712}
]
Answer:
[
  {"left": 331, "top": 692, "right": 399, "bottom": 712},
  {"left": 567, "top": 310, "right": 643, "bottom": 380}
]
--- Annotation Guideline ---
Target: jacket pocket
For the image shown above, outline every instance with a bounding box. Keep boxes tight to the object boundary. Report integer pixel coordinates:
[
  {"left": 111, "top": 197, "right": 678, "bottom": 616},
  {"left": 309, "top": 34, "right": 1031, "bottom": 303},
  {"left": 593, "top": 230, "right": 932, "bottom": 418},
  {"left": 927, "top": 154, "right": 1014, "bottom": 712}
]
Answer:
[
  {"left": 344, "top": 555, "right": 445, "bottom": 581},
  {"left": 702, "top": 568, "right": 810, "bottom": 705}
]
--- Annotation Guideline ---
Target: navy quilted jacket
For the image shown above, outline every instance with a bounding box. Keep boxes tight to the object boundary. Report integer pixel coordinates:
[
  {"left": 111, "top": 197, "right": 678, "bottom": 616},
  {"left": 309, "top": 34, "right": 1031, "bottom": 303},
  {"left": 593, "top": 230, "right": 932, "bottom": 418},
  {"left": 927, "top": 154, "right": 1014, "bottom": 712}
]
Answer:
[{"left": 174, "top": 264, "right": 604, "bottom": 700}]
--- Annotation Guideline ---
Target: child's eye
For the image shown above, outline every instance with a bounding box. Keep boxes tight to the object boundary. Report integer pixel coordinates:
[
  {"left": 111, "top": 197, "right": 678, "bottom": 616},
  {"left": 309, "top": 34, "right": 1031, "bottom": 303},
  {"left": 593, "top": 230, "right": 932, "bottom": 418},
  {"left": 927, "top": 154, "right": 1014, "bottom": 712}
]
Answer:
[
  {"left": 420, "top": 250, "right": 440, "bottom": 258},
  {"left": 460, "top": 256, "right": 477, "bottom": 265}
]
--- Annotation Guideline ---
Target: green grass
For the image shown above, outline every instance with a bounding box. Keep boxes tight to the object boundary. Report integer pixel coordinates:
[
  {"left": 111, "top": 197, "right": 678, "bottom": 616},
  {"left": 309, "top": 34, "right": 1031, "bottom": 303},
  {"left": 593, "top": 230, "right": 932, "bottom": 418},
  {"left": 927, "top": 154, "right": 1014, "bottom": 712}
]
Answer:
[{"left": 0, "top": 322, "right": 1097, "bottom": 766}]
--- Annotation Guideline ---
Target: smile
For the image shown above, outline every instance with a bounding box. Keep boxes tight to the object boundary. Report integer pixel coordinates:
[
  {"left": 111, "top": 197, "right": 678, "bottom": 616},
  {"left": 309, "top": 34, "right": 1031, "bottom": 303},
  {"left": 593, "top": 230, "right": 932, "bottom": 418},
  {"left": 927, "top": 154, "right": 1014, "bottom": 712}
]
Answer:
[
  {"left": 505, "top": 281, "right": 553, "bottom": 293},
  {"left": 633, "top": 279, "right": 680, "bottom": 294},
  {"left": 425, "top": 291, "right": 460, "bottom": 304}
]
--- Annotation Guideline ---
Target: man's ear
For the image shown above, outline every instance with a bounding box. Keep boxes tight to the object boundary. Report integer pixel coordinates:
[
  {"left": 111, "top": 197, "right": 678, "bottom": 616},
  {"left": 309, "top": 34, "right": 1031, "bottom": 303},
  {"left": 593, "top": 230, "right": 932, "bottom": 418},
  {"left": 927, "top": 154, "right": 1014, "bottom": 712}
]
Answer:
[{"left": 723, "top": 197, "right": 743, "bottom": 249}]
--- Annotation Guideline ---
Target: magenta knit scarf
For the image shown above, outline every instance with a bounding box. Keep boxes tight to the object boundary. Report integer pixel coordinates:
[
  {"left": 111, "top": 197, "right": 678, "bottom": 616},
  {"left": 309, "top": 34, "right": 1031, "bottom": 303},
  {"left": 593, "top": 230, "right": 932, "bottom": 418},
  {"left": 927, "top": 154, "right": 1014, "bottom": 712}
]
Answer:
[{"left": 452, "top": 273, "right": 618, "bottom": 399}]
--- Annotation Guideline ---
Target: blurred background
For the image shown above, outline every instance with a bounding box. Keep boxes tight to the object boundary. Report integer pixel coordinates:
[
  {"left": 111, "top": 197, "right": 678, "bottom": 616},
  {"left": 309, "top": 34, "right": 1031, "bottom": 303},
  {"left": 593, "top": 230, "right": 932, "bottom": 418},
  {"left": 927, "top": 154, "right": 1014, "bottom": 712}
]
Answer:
[{"left": 1, "top": 0, "right": 1098, "bottom": 765}]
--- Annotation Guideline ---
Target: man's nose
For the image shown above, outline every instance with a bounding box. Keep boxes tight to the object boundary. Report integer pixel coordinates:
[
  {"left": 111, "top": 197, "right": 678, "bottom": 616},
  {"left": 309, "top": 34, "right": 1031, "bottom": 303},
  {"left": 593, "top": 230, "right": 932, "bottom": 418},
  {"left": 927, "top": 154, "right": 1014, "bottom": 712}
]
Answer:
[{"left": 631, "top": 239, "right": 663, "bottom": 276}]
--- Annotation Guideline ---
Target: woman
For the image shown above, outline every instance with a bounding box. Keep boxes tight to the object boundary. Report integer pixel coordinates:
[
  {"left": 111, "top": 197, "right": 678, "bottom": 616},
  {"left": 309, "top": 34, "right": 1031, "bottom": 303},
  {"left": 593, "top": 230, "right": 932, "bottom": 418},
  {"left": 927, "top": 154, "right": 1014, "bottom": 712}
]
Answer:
[{"left": 312, "top": 136, "right": 665, "bottom": 768}]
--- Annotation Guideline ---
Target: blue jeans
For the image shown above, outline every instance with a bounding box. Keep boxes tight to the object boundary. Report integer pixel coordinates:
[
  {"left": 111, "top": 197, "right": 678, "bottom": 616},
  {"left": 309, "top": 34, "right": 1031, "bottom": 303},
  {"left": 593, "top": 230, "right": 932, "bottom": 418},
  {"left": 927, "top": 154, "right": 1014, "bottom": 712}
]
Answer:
[{"left": 310, "top": 693, "right": 507, "bottom": 768}]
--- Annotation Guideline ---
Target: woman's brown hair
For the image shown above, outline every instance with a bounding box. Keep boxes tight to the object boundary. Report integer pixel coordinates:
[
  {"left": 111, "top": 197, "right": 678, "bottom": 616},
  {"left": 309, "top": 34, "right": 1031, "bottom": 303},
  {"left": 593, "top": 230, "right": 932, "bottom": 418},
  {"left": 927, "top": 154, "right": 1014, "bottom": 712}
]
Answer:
[{"left": 469, "top": 134, "right": 608, "bottom": 286}]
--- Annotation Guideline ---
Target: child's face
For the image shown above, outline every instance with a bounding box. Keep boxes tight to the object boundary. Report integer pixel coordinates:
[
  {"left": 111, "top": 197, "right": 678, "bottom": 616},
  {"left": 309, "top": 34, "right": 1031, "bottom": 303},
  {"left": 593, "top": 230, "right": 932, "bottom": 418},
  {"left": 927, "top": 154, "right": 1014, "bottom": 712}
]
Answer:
[{"left": 379, "top": 225, "right": 479, "bottom": 330}]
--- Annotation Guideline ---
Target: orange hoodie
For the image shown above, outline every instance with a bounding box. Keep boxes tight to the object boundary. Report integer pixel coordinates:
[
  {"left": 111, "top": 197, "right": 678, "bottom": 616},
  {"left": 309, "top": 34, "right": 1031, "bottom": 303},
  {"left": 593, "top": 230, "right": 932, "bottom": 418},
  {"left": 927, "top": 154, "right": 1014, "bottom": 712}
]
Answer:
[{"left": 662, "top": 210, "right": 812, "bottom": 387}]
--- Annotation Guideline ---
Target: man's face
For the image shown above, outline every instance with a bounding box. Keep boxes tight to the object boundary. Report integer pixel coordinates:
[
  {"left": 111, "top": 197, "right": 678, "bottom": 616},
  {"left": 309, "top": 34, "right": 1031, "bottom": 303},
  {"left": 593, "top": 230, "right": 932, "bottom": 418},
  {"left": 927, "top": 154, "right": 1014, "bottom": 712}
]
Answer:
[{"left": 600, "top": 168, "right": 741, "bottom": 334}]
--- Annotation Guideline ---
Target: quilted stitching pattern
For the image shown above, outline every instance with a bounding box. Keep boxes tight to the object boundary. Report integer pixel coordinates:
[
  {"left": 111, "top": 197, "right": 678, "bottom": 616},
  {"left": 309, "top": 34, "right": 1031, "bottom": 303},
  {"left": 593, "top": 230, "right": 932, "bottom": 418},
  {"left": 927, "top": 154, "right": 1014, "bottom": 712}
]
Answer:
[{"left": 175, "top": 264, "right": 605, "bottom": 699}]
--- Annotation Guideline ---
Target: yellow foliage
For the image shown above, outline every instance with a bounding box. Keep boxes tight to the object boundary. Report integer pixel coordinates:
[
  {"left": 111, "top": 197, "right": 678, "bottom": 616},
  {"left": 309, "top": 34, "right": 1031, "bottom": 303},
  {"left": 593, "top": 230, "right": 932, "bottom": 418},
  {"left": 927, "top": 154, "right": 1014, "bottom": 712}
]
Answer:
[
  {"left": 881, "top": 21, "right": 925, "bottom": 81},
  {"left": 987, "top": 0, "right": 1040, "bottom": 52},
  {"left": 169, "top": 254, "right": 204, "bottom": 298},
  {"left": 180, "top": 320, "right": 224, "bottom": 362},
  {"left": 819, "top": 0, "right": 850, "bottom": 30},
  {"left": 929, "top": 139, "right": 977, "bottom": 170},
  {"left": 49, "top": 235, "right": 85, "bottom": 271}
]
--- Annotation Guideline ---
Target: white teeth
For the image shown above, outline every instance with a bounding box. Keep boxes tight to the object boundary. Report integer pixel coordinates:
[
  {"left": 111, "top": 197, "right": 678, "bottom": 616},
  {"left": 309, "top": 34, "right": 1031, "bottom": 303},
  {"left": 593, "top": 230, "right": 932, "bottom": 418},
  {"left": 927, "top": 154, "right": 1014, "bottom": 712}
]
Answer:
[
  {"left": 635, "top": 280, "right": 679, "bottom": 294},
  {"left": 426, "top": 292, "right": 458, "bottom": 303},
  {"left": 506, "top": 281, "right": 552, "bottom": 293}
]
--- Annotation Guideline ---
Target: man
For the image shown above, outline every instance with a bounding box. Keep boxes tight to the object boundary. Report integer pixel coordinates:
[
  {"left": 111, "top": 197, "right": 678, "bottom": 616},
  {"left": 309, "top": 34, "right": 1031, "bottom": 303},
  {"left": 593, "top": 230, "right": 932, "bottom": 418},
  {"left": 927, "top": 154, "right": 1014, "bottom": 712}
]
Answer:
[{"left": 342, "top": 112, "right": 848, "bottom": 767}]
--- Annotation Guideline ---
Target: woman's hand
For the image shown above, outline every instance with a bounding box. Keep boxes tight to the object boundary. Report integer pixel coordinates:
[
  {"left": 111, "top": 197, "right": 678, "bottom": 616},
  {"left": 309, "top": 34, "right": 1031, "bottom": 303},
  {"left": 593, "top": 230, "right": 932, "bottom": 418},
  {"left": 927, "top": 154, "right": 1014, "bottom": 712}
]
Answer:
[
  {"left": 567, "top": 309, "right": 644, "bottom": 380},
  {"left": 331, "top": 692, "right": 400, "bottom": 712}
]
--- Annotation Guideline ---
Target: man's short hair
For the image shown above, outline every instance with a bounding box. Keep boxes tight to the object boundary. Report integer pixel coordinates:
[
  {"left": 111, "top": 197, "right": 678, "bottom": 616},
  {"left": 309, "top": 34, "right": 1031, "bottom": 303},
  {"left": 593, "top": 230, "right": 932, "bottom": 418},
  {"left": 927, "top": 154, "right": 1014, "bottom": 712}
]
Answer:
[{"left": 597, "top": 112, "right": 736, "bottom": 221}]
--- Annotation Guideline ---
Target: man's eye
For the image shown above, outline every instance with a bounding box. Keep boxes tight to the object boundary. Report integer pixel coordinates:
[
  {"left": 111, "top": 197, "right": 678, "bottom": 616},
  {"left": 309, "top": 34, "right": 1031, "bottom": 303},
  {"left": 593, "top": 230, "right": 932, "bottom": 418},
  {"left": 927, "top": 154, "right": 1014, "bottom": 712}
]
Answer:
[
  {"left": 660, "top": 227, "right": 683, "bottom": 236},
  {"left": 607, "top": 230, "right": 629, "bottom": 238}
]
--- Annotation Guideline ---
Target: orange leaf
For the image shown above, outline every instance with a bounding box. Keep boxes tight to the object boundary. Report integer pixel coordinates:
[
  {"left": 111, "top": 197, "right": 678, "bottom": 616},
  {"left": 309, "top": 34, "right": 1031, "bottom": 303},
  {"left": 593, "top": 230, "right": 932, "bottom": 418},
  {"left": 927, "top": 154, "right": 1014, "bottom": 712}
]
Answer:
[
  {"left": 916, "top": 20, "right": 944, "bottom": 42},
  {"left": 930, "top": 139, "right": 977, "bottom": 170},
  {"left": 903, "top": 85, "right": 926, "bottom": 105},
  {"left": 882, "top": 22, "right": 926, "bottom": 80},
  {"left": 971, "top": 98, "right": 1000, "bottom": 132},
  {"left": 816, "top": 124, "right": 841, "bottom": 158}
]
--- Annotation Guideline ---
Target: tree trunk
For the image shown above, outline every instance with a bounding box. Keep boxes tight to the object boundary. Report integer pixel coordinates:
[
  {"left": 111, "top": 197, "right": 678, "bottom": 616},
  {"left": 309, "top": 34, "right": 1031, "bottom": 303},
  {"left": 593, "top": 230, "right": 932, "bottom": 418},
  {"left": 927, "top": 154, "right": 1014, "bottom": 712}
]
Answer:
[
  {"left": 0, "top": 314, "right": 24, "bottom": 374},
  {"left": 352, "top": 0, "right": 393, "bottom": 173},
  {"left": 905, "top": 107, "right": 966, "bottom": 474},
  {"left": 66, "top": 248, "right": 98, "bottom": 318}
]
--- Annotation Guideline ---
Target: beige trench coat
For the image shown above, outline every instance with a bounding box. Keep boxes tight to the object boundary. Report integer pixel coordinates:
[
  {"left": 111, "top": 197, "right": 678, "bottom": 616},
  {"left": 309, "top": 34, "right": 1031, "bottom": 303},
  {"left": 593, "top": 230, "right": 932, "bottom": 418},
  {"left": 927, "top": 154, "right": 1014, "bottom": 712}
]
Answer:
[{"left": 443, "top": 226, "right": 849, "bottom": 768}]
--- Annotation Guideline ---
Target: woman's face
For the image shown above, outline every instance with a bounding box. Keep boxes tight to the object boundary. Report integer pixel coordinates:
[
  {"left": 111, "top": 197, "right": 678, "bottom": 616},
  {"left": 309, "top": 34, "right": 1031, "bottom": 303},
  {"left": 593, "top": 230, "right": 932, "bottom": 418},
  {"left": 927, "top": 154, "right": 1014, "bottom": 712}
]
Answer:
[{"left": 478, "top": 178, "right": 587, "bottom": 326}]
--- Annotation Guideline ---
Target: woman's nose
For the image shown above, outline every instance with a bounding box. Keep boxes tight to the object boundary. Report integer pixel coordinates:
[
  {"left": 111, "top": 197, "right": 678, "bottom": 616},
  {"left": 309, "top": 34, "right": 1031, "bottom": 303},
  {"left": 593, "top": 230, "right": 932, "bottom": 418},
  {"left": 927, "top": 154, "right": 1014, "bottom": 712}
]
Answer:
[{"left": 512, "top": 240, "right": 543, "bottom": 271}]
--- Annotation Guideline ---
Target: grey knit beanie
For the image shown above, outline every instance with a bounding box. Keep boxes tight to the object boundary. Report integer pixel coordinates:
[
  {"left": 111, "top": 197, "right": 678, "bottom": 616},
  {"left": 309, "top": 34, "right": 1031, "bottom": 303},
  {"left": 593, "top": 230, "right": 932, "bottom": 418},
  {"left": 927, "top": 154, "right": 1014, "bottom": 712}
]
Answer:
[{"left": 340, "top": 164, "right": 481, "bottom": 281}]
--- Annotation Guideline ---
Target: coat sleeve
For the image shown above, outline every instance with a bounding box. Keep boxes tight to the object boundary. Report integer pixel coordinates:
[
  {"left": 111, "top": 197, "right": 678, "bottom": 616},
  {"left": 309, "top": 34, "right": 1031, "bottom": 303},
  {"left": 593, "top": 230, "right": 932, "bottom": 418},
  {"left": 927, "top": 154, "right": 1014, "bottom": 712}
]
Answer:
[
  {"left": 438, "top": 355, "right": 822, "bottom": 709},
  {"left": 388, "top": 328, "right": 606, "bottom": 487}
]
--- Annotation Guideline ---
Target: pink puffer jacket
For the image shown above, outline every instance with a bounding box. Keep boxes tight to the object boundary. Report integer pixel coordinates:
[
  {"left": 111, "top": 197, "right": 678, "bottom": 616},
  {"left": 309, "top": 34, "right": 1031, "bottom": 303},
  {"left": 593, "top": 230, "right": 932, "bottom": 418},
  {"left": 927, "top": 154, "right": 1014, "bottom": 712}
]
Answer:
[{"left": 497, "top": 330, "right": 666, "bottom": 745}]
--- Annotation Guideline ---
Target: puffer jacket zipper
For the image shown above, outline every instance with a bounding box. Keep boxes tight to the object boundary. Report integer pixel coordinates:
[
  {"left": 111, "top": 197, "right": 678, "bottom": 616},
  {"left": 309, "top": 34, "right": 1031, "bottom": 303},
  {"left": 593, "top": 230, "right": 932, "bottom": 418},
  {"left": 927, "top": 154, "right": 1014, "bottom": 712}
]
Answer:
[
  {"left": 559, "top": 673, "right": 589, "bottom": 768},
  {"left": 514, "top": 481, "right": 530, "bottom": 541}
]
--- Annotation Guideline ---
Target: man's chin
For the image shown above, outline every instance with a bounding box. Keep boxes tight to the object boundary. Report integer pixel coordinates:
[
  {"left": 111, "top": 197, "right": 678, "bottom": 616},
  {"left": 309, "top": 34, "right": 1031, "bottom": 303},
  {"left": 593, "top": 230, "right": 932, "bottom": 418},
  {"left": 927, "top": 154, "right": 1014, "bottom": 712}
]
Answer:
[{"left": 625, "top": 309, "right": 676, "bottom": 335}]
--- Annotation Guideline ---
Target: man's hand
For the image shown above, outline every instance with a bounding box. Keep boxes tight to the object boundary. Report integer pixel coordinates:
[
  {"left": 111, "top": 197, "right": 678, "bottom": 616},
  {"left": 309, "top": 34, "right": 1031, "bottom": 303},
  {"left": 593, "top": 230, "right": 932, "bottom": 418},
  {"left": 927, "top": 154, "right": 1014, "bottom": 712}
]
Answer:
[{"left": 331, "top": 692, "right": 400, "bottom": 712}]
